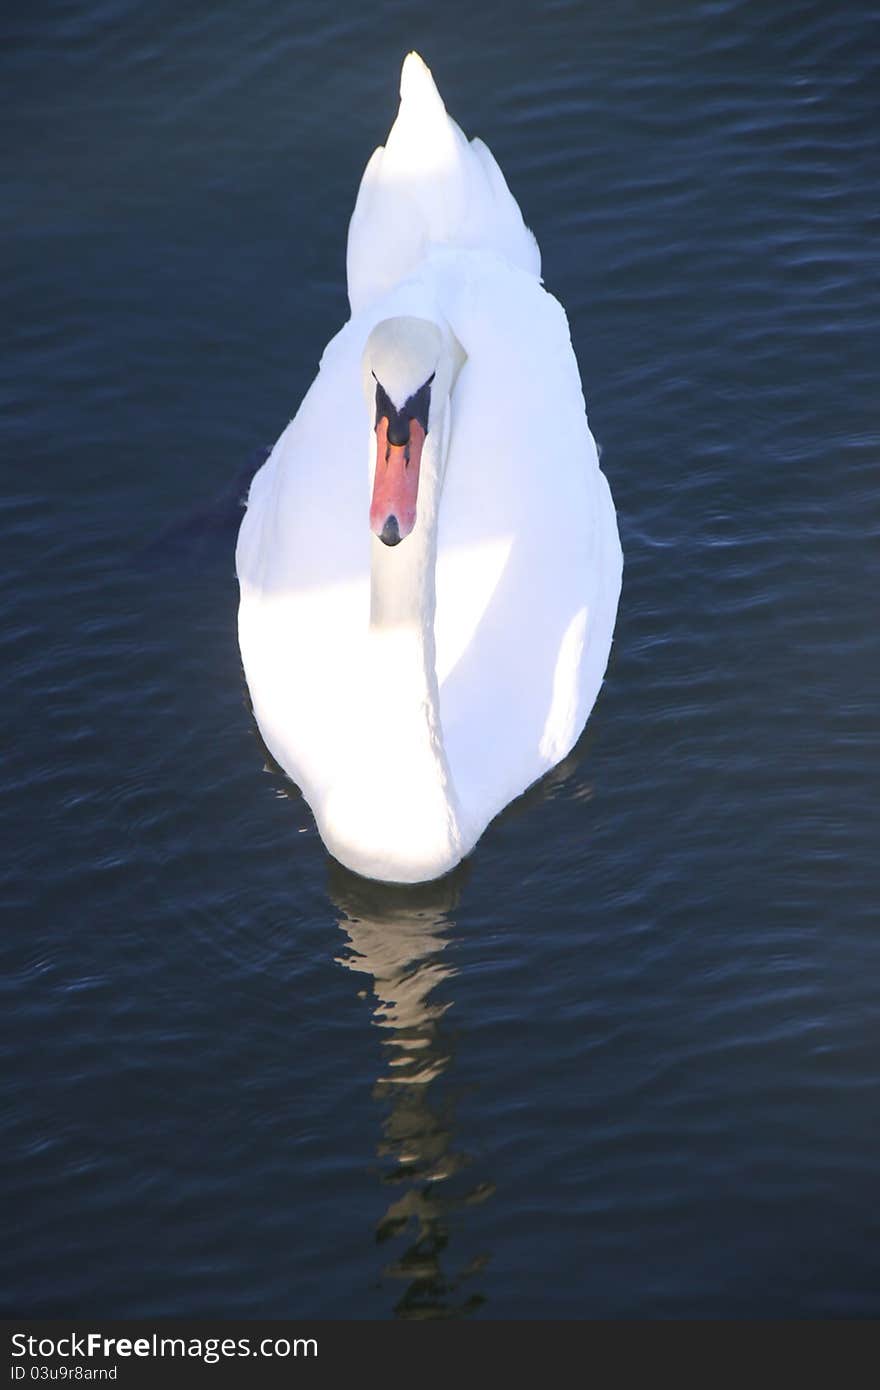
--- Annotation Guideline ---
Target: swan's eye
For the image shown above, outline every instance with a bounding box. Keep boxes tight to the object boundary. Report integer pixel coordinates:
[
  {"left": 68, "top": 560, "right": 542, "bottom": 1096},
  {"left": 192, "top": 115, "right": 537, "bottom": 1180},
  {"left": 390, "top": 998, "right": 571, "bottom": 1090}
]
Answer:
[
  {"left": 374, "top": 380, "right": 395, "bottom": 431},
  {"left": 405, "top": 373, "right": 434, "bottom": 436}
]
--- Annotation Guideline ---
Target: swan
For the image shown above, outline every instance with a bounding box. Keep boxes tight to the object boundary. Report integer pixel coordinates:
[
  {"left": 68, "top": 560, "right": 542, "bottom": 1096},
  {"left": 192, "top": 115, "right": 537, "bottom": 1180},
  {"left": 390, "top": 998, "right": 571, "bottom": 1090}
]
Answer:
[{"left": 236, "top": 52, "right": 622, "bottom": 883}]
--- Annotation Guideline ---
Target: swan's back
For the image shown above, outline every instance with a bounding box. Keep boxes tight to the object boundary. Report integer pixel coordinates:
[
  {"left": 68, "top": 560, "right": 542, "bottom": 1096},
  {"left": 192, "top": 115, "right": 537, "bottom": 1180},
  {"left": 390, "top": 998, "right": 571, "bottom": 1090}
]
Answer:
[{"left": 346, "top": 52, "right": 540, "bottom": 314}]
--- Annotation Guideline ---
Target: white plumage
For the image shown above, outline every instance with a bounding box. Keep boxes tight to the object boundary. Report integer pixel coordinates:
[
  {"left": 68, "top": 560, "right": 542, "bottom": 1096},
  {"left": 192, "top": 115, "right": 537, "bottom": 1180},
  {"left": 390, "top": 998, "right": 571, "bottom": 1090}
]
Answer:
[{"left": 236, "top": 53, "right": 622, "bottom": 882}]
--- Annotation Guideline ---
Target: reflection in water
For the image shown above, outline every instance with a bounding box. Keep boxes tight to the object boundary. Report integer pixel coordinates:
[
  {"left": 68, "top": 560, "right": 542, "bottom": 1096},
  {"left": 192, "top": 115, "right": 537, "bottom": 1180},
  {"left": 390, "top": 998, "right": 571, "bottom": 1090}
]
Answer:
[{"left": 328, "top": 862, "right": 493, "bottom": 1319}]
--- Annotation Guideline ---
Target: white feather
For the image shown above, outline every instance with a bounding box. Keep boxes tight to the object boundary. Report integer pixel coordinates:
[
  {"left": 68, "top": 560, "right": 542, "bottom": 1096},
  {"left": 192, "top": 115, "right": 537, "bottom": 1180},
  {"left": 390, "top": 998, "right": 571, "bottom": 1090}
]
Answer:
[{"left": 237, "top": 54, "right": 622, "bottom": 882}]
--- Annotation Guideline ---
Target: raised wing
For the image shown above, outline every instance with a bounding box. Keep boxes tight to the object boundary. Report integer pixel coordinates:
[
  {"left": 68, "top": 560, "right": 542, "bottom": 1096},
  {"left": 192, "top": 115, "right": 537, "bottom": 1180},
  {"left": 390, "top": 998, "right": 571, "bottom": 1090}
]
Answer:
[{"left": 346, "top": 52, "right": 540, "bottom": 315}]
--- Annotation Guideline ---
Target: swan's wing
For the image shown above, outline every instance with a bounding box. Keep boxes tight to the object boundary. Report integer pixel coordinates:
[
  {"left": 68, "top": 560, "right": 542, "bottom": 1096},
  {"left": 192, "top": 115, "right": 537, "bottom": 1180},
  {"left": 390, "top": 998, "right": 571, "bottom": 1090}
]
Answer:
[
  {"left": 428, "top": 250, "right": 623, "bottom": 838},
  {"left": 346, "top": 52, "right": 540, "bottom": 315},
  {"left": 235, "top": 320, "right": 372, "bottom": 806}
]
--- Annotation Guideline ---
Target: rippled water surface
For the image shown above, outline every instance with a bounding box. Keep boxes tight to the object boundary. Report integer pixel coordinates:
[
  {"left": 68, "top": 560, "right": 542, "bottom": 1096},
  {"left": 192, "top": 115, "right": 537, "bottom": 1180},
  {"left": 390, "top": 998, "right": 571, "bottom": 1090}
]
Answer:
[{"left": 3, "top": 1, "right": 879, "bottom": 1318}]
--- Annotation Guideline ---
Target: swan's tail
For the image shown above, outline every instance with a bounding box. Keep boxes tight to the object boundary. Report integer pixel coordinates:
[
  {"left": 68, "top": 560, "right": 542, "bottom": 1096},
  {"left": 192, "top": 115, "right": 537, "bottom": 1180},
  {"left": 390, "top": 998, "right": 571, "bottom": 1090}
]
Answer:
[{"left": 346, "top": 52, "right": 540, "bottom": 314}]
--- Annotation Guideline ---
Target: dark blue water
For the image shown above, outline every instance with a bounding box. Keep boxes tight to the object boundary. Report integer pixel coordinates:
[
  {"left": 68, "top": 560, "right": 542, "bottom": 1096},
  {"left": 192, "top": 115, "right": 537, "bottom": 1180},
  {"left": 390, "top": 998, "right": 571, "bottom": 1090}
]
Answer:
[{"left": 3, "top": 0, "right": 879, "bottom": 1318}]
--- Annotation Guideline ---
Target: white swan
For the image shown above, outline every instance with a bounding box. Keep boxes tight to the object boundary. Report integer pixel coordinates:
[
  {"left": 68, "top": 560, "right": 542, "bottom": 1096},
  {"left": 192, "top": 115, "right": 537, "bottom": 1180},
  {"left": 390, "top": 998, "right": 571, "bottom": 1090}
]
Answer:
[{"left": 236, "top": 53, "right": 622, "bottom": 883}]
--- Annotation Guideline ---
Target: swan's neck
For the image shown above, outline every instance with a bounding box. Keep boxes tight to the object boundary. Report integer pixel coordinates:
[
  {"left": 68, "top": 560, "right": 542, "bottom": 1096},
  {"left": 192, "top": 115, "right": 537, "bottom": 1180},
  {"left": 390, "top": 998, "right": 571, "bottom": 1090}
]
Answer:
[
  {"left": 369, "top": 453, "right": 440, "bottom": 634},
  {"left": 320, "top": 415, "right": 464, "bottom": 882},
  {"left": 367, "top": 419, "right": 445, "bottom": 751}
]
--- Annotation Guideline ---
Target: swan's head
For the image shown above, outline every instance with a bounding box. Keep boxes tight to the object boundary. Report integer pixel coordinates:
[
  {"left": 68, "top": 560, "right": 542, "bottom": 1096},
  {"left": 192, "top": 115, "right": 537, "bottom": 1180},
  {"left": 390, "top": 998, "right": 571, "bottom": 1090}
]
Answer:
[{"left": 363, "top": 316, "right": 448, "bottom": 547}]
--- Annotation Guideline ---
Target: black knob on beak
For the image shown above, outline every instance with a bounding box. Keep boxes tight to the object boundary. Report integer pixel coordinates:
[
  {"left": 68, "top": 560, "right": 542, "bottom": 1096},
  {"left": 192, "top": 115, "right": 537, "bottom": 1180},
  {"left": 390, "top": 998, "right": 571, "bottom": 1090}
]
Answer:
[{"left": 386, "top": 417, "right": 410, "bottom": 448}]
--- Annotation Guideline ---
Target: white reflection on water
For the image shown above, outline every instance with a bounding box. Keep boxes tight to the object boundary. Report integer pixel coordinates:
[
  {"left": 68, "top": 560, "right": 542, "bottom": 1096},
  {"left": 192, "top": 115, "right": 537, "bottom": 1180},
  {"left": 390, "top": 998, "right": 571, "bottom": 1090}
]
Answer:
[{"left": 329, "top": 863, "right": 493, "bottom": 1319}]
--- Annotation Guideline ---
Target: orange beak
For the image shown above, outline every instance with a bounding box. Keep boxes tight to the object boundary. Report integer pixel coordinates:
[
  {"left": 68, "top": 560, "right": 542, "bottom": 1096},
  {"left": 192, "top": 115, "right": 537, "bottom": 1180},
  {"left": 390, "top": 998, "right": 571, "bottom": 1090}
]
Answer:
[{"left": 370, "top": 417, "right": 426, "bottom": 546}]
